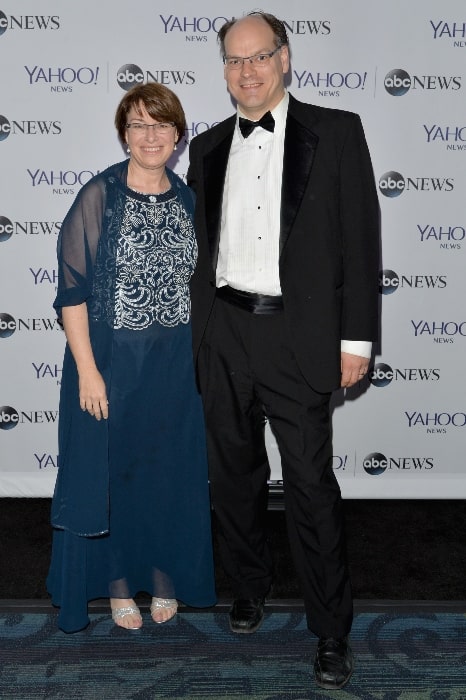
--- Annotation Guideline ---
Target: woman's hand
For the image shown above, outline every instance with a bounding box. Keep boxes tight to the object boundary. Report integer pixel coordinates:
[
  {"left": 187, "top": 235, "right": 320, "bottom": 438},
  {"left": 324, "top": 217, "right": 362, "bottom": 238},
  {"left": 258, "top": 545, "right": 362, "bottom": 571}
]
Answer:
[{"left": 79, "top": 367, "right": 109, "bottom": 420}]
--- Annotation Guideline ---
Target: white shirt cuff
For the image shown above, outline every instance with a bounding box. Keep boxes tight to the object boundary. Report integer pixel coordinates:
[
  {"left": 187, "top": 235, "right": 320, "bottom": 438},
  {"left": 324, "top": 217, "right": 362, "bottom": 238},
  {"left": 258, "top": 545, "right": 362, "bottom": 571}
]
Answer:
[{"left": 341, "top": 340, "right": 372, "bottom": 359}]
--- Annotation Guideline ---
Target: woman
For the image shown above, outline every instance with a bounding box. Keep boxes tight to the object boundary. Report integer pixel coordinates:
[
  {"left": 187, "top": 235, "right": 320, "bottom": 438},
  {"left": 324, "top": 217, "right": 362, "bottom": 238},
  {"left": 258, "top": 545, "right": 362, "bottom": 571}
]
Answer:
[{"left": 47, "top": 83, "right": 216, "bottom": 633}]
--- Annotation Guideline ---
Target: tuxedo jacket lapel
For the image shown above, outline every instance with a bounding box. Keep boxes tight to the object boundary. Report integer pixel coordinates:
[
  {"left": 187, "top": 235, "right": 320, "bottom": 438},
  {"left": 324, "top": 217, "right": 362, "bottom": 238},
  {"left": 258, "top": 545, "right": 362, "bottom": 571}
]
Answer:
[
  {"left": 280, "top": 110, "right": 318, "bottom": 256},
  {"left": 203, "top": 125, "right": 234, "bottom": 266}
]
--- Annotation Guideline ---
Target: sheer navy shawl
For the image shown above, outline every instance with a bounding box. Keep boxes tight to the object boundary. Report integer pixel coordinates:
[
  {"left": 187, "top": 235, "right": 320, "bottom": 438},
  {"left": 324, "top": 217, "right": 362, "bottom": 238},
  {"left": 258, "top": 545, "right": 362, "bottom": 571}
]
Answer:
[{"left": 51, "top": 160, "right": 195, "bottom": 536}]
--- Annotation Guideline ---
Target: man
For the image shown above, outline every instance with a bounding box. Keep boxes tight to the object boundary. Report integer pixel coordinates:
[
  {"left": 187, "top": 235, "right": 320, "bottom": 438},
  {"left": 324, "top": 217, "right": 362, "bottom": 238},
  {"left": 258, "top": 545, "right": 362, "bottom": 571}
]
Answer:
[{"left": 187, "top": 11, "right": 379, "bottom": 690}]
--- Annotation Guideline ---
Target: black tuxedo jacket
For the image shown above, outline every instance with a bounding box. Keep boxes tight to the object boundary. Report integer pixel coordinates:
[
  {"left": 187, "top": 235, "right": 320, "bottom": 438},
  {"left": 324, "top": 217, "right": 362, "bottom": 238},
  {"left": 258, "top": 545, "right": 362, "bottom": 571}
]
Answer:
[{"left": 187, "top": 94, "right": 380, "bottom": 393}]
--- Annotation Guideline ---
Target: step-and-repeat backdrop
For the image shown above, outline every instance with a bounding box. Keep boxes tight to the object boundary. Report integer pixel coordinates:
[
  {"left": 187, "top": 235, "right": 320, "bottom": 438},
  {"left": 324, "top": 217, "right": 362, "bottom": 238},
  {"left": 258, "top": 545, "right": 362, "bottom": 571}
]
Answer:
[{"left": 1, "top": 1, "right": 465, "bottom": 498}]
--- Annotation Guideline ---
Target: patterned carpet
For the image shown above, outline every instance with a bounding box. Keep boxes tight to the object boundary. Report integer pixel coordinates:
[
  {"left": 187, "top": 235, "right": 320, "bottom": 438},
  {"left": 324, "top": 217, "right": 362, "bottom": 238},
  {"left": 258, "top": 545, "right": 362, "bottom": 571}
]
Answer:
[{"left": 1, "top": 603, "right": 465, "bottom": 699}]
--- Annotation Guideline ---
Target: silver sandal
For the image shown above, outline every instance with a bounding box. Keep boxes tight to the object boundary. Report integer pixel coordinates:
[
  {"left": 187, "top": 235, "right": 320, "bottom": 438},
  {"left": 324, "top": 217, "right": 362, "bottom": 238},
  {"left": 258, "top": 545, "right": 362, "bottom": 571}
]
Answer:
[
  {"left": 111, "top": 604, "right": 142, "bottom": 630},
  {"left": 150, "top": 597, "right": 178, "bottom": 624}
]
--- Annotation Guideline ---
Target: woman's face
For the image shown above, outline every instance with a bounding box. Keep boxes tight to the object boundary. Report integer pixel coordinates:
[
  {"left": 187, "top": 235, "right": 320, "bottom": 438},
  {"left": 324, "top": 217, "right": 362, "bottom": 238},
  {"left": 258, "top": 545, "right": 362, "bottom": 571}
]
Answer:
[{"left": 125, "top": 102, "right": 178, "bottom": 174}]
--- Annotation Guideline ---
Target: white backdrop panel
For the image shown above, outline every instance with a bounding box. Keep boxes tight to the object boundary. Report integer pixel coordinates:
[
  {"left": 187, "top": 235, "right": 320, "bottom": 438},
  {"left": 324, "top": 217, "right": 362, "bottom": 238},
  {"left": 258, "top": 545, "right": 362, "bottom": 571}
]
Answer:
[{"left": 0, "top": 1, "right": 464, "bottom": 496}]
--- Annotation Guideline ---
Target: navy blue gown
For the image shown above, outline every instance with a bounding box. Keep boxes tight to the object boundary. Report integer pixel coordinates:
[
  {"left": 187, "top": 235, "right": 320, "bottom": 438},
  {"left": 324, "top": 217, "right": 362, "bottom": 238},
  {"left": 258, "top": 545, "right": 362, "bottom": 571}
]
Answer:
[{"left": 47, "top": 185, "right": 216, "bottom": 632}]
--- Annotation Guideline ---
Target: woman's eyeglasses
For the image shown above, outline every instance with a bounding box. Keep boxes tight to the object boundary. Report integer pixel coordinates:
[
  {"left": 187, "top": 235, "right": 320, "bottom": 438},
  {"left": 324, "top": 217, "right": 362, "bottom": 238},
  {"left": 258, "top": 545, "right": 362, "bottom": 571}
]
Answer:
[{"left": 126, "top": 122, "right": 175, "bottom": 133}]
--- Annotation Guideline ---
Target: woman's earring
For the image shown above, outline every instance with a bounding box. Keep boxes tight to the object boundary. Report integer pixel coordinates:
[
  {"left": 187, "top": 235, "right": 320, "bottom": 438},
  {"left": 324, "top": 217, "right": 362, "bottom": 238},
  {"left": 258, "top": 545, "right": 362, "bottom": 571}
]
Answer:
[
  {"left": 173, "top": 143, "right": 177, "bottom": 151},
  {"left": 126, "top": 146, "right": 130, "bottom": 154}
]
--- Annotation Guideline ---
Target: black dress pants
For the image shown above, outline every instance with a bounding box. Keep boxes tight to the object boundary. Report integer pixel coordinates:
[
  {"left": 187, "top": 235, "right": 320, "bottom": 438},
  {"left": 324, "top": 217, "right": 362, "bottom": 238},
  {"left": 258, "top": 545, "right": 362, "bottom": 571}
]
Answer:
[{"left": 198, "top": 297, "right": 353, "bottom": 639}]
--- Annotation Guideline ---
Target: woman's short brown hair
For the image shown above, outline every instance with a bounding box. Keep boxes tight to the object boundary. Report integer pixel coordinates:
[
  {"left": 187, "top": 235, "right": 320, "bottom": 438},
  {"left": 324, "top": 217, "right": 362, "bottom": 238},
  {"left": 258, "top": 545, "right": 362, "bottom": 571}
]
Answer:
[{"left": 114, "top": 82, "right": 187, "bottom": 144}]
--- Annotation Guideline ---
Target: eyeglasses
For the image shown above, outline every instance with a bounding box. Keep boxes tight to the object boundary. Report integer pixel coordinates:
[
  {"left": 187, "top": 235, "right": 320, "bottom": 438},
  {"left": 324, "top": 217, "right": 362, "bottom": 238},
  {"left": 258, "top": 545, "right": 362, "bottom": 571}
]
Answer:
[
  {"left": 126, "top": 122, "right": 175, "bottom": 133},
  {"left": 223, "top": 45, "right": 283, "bottom": 70}
]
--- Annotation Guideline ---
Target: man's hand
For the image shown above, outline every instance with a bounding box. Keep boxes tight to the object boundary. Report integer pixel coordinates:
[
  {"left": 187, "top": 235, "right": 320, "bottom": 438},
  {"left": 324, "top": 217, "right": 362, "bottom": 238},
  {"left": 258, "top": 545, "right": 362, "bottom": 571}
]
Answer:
[{"left": 340, "top": 352, "right": 369, "bottom": 388}]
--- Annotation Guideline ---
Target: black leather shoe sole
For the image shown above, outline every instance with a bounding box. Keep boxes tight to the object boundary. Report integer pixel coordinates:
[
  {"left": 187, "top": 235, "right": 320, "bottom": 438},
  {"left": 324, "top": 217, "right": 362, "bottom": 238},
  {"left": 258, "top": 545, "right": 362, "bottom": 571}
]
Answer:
[{"left": 229, "top": 598, "right": 265, "bottom": 634}]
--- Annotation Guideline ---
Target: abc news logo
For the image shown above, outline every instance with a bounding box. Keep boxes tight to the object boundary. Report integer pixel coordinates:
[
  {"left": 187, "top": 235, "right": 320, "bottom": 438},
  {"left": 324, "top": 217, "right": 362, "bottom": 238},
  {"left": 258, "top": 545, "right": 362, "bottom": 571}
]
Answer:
[
  {"left": 0, "top": 12, "right": 60, "bottom": 35},
  {"left": 0, "top": 115, "right": 61, "bottom": 142},
  {"left": 117, "top": 64, "right": 195, "bottom": 91},
  {"left": 0, "top": 313, "right": 62, "bottom": 337},
  {"left": 384, "top": 68, "right": 461, "bottom": 96},
  {"left": 0, "top": 216, "right": 14, "bottom": 242},
  {"left": 0, "top": 216, "right": 61, "bottom": 242},
  {"left": 0, "top": 313, "right": 16, "bottom": 337},
  {"left": 0, "top": 406, "right": 19, "bottom": 429},
  {"left": 378, "top": 269, "right": 447, "bottom": 295},
  {"left": 363, "top": 452, "right": 434, "bottom": 475},
  {"left": 378, "top": 171, "right": 454, "bottom": 197},
  {"left": 0, "top": 405, "right": 58, "bottom": 430},
  {"left": 369, "top": 363, "right": 440, "bottom": 387}
]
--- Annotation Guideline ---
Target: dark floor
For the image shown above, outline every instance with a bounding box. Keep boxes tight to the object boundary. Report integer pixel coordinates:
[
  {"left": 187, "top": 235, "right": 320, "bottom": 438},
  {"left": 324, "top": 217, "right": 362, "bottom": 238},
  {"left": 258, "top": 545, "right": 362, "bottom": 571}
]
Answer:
[{"left": 1, "top": 498, "right": 465, "bottom": 600}]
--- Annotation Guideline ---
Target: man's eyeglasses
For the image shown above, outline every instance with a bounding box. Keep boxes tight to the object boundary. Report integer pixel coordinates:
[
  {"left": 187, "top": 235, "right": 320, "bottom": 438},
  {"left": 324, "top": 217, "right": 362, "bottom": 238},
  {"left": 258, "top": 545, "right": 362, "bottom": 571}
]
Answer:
[
  {"left": 223, "top": 45, "right": 283, "bottom": 70},
  {"left": 126, "top": 122, "right": 175, "bottom": 133}
]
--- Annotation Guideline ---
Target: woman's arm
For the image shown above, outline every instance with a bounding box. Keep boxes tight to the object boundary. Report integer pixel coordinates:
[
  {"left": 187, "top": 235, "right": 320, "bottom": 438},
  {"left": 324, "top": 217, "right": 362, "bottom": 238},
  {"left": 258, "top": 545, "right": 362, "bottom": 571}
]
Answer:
[{"left": 62, "top": 303, "right": 108, "bottom": 421}]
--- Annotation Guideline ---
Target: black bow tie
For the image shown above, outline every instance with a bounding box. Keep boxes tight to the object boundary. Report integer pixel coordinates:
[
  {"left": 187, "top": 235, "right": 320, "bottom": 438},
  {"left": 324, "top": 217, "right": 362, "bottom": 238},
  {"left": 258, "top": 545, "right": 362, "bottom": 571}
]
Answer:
[{"left": 238, "top": 111, "right": 275, "bottom": 138}]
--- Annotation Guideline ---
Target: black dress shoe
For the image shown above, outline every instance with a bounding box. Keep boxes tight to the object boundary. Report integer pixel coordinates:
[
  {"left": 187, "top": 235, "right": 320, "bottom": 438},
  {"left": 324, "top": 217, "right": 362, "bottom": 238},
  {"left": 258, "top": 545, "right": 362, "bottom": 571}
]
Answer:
[
  {"left": 229, "top": 598, "right": 265, "bottom": 634},
  {"left": 313, "top": 636, "right": 354, "bottom": 689}
]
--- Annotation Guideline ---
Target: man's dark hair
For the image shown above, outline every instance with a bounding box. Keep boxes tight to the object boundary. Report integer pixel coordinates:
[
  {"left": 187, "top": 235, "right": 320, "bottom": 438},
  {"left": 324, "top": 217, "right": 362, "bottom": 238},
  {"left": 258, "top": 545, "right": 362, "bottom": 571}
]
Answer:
[{"left": 218, "top": 11, "right": 289, "bottom": 55}]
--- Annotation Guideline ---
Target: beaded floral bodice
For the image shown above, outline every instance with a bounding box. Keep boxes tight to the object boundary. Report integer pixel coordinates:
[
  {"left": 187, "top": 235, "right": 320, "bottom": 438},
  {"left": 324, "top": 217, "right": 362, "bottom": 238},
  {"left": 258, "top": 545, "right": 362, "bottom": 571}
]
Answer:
[{"left": 113, "top": 189, "right": 197, "bottom": 329}]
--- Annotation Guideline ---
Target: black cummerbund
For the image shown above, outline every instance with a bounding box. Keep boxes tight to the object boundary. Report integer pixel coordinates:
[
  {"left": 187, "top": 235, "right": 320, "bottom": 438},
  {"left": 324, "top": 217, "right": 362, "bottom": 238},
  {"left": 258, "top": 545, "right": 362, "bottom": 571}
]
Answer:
[{"left": 216, "top": 285, "right": 284, "bottom": 314}]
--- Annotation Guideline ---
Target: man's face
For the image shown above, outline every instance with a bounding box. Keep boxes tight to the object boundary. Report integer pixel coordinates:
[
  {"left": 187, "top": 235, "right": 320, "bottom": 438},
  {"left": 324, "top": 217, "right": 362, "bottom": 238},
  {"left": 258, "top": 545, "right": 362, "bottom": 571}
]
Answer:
[{"left": 223, "top": 16, "right": 289, "bottom": 121}]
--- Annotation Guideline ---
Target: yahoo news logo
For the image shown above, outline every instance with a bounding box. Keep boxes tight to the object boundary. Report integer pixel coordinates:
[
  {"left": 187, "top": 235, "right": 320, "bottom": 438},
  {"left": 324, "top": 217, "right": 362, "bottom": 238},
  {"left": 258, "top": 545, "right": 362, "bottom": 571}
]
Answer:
[
  {"left": 159, "top": 14, "right": 231, "bottom": 35},
  {"left": 423, "top": 124, "right": 466, "bottom": 152},
  {"left": 418, "top": 223, "right": 465, "bottom": 249},
  {"left": 32, "top": 362, "right": 62, "bottom": 382},
  {"left": 411, "top": 320, "right": 466, "bottom": 343},
  {"left": 185, "top": 120, "right": 220, "bottom": 138},
  {"left": 430, "top": 20, "right": 466, "bottom": 46},
  {"left": 0, "top": 114, "right": 61, "bottom": 142},
  {"left": 369, "top": 363, "right": 440, "bottom": 387},
  {"left": 384, "top": 68, "right": 461, "bottom": 96},
  {"left": 34, "top": 453, "right": 58, "bottom": 470},
  {"left": 30, "top": 267, "right": 58, "bottom": 286},
  {"left": 117, "top": 64, "right": 195, "bottom": 91},
  {"left": 378, "top": 269, "right": 447, "bottom": 295},
  {"left": 293, "top": 70, "right": 368, "bottom": 93},
  {"left": 24, "top": 66, "right": 100, "bottom": 93},
  {"left": 363, "top": 452, "right": 434, "bottom": 476},
  {"left": 405, "top": 411, "right": 466, "bottom": 432},
  {"left": 27, "top": 168, "right": 98, "bottom": 195},
  {"left": 378, "top": 171, "right": 454, "bottom": 197},
  {"left": 0, "top": 11, "right": 59, "bottom": 36},
  {"left": 332, "top": 455, "right": 349, "bottom": 470}
]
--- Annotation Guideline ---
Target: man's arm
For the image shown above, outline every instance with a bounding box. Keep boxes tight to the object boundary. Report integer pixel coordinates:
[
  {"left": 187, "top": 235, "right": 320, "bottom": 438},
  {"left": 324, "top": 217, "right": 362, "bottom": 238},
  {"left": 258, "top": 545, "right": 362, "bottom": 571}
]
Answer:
[{"left": 339, "top": 113, "right": 380, "bottom": 343}]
